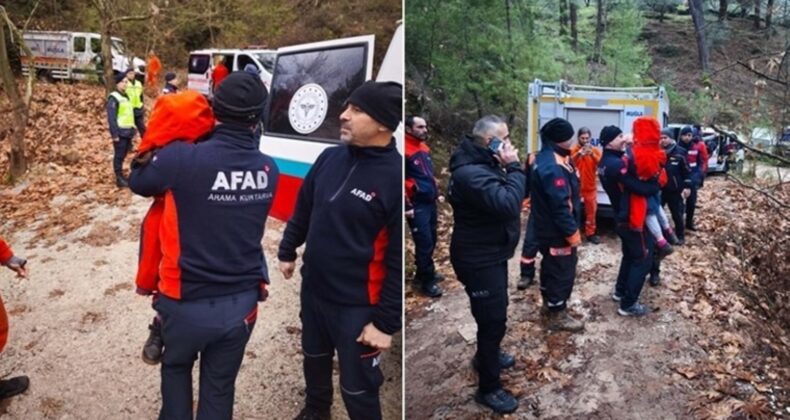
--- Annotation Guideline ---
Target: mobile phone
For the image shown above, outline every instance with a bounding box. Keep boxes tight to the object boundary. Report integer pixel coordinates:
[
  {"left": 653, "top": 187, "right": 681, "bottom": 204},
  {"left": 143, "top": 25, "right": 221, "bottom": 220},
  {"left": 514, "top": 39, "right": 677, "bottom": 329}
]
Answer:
[{"left": 488, "top": 137, "right": 503, "bottom": 155}]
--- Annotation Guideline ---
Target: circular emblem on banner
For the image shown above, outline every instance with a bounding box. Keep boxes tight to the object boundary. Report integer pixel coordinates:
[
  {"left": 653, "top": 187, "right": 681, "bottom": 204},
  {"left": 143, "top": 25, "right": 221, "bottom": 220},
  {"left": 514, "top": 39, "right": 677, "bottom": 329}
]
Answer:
[{"left": 288, "top": 83, "right": 328, "bottom": 134}]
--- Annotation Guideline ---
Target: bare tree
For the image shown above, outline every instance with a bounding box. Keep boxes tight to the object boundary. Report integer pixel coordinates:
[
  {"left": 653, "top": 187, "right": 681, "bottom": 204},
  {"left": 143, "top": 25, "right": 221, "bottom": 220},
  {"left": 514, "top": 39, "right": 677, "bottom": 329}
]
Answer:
[
  {"left": 719, "top": 0, "right": 728, "bottom": 20},
  {"left": 0, "top": 5, "right": 37, "bottom": 181},
  {"left": 689, "top": 0, "right": 710, "bottom": 75},
  {"left": 765, "top": 0, "right": 773, "bottom": 28},
  {"left": 593, "top": 0, "right": 605, "bottom": 63},
  {"left": 754, "top": 0, "right": 761, "bottom": 29}
]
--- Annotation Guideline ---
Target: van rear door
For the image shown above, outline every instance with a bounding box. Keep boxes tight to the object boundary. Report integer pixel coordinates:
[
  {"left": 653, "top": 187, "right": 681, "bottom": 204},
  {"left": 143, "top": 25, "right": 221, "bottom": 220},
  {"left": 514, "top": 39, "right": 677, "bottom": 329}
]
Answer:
[
  {"left": 259, "top": 35, "right": 375, "bottom": 221},
  {"left": 187, "top": 53, "right": 212, "bottom": 96}
]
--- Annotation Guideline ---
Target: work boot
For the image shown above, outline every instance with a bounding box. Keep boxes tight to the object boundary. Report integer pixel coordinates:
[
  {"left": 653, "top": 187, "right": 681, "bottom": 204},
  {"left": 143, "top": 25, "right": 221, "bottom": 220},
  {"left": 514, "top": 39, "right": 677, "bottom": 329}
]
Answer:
[
  {"left": 433, "top": 272, "right": 446, "bottom": 283},
  {"left": 665, "top": 230, "right": 680, "bottom": 245},
  {"left": 588, "top": 234, "right": 601, "bottom": 244},
  {"left": 472, "top": 350, "right": 516, "bottom": 371},
  {"left": 115, "top": 174, "right": 129, "bottom": 188},
  {"left": 421, "top": 282, "right": 443, "bottom": 298},
  {"left": 516, "top": 274, "right": 534, "bottom": 290},
  {"left": 293, "top": 406, "right": 330, "bottom": 420},
  {"left": 686, "top": 222, "right": 697, "bottom": 231},
  {"left": 474, "top": 388, "right": 519, "bottom": 414},
  {"left": 0, "top": 376, "right": 29, "bottom": 400},
  {"left": 656, "top": 243, "right": 674, "bottom": 260},
  {"left": 676, "top": 237, "right": 686, "bottom": 246},
  {"left": 142, "top": 321, "right": 164, "bottom": 365},
  {"left": 618, "top": 302, "right": 651, "bottom": 317},
  {"left": 544, "top": 309, "right": 584, "bottom": 332},
  {"left": 648, "top": 272, "right": 661, "bottom": 287}
]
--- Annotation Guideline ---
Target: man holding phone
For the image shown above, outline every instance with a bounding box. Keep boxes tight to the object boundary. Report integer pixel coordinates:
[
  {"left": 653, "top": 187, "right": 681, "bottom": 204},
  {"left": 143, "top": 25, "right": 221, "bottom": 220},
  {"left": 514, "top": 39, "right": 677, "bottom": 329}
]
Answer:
[
  {"left": 570, "top": 127, "right": 602, "bottom": 244},
  {"left": 448, "top": 115, "right": 525, "bottom": 414},
  {"left": 531, "top": 118, "right": 584, "bottom": 332}
]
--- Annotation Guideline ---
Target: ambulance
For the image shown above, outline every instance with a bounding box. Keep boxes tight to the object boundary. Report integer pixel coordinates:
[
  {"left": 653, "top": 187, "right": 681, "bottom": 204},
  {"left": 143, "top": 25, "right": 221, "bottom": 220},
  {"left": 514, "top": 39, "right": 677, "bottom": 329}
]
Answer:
[{"left": 526, "top": 79, "right": 670, "bottom": 214}]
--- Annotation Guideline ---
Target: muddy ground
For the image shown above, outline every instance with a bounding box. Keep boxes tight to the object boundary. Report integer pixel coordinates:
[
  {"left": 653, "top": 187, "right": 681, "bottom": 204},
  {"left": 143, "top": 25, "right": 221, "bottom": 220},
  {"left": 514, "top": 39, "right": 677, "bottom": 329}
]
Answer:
[
  {"left": 405, "top": 175, "right": 788, "bottom": 419},
  {"left": 0, "top": 193, "right": 402, "bottom": 419}
]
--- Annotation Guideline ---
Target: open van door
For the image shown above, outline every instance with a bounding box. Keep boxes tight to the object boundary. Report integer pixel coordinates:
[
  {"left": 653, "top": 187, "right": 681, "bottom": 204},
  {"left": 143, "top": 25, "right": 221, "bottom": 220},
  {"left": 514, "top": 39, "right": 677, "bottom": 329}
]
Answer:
[{"left": 259, "top": 35, "right": 375, "bottom": 221}]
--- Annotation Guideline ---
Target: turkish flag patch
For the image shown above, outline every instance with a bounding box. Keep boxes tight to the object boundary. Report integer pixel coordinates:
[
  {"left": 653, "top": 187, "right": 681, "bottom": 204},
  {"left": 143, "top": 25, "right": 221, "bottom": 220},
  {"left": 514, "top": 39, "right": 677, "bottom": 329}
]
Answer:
[{"left": 554, "top": 178, "right": 566, "bottom": 188}]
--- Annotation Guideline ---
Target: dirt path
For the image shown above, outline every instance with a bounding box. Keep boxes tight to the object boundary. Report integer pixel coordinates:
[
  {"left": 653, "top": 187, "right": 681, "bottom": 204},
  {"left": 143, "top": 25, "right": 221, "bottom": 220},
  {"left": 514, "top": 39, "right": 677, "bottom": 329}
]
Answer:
[
  {"left": 405, "top": 177, "right": 787, "bottom": 419},
  {"left": 0, "top": 195, "right": 402, "bottom": 419}
]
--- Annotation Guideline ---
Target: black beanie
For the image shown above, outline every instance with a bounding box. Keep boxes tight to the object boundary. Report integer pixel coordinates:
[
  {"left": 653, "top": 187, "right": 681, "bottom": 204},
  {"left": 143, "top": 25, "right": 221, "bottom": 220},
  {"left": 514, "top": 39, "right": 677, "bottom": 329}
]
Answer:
[
  {"left": 165, "top": 72, "right": 176, "bottom": 82},
  {"left": 114, "top": 72, "right": 127, "bottom": 85},
  {"left": 600, "top": 125, "right": 623, "bottom": 147},
  {"left": 680, "top": 126, "right": 693, "bottom": 136},
  {"left": 212, "top": 71, "right": 268, "bottom": 126},
  {"left": 540, "top": 118, "right": 574, "bottom": 143},
  {"left": 346, "top": 81, "right": 402, "bottom": 132}
]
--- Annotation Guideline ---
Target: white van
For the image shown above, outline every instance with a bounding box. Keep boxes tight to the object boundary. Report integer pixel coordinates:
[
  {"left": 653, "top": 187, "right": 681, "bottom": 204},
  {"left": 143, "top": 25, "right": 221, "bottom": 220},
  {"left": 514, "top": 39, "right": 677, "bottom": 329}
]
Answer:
[
  {"left": 187, "top": 48, "right": 276, "bottom": 96},
  {"left": 21, "top": 31, "right": 144, "bottom": 81},
  {"left": 259, "top": 23, "right": 404, "bottom": 221}
]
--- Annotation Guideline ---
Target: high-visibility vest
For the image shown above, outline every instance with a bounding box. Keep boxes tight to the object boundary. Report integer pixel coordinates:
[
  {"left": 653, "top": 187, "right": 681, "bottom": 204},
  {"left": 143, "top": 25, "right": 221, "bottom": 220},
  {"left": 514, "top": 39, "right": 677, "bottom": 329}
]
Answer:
[
  {"left": 126, "top": 79, "right": 144, "bottom": 109},
  {"left": 109, "top": 91, "right": 135, "bottom": 129}
]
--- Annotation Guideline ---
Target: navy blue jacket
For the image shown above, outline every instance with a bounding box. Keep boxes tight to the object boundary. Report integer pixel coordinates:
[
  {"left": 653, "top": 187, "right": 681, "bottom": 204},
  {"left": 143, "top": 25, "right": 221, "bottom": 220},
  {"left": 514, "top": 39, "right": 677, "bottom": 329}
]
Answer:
[
  {"left": 448, "top": 136, "right": 525, "bottom": 267},
  {"left": 129, "top": 124, "right": 279, "bottom": 301},
  {"left": 598, "top": 148, "right": 661, "bottom": 224},
  {"left": 663, "top": 144, "right": 692, "bottom": 193},
  {"left": 106, "top": 91, "right": 136, "bottom": 139},
  {"left": 530, "top": 144, "right": 581, "bottom": 247},
  {"left": 405, "top": 133, "right": 439, "bottom": 210},
  {"left": 278, "top": 140, "right": 402, "bottom": 335}
]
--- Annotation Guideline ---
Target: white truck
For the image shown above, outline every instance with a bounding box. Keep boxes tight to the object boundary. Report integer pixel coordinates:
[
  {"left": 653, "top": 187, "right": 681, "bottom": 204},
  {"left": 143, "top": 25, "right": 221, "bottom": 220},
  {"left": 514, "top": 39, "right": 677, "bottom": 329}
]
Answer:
[
  {"left": 526, "top": 79, "right": 670, "bottom": 215},
  {"left": 21, "top": 31, "right": 144, "bottom": 82}
]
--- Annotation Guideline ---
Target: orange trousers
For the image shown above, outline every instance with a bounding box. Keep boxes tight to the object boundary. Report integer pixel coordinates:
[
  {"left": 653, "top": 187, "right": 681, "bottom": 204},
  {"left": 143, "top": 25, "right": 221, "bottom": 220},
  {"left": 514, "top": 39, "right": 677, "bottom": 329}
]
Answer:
[{"left": 581, "top": 189, "right": 597, "bottom": 237}]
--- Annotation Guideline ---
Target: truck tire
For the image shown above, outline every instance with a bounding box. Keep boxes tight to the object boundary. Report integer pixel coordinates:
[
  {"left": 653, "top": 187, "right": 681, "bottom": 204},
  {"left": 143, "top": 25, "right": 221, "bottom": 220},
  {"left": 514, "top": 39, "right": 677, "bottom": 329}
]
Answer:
[{"left": 36, "top": 69, "right": 55, "bottom": 83}]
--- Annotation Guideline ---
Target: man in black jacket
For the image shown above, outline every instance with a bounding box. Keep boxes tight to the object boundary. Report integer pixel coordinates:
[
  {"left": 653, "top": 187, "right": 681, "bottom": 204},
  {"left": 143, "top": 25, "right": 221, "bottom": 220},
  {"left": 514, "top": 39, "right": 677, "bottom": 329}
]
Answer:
[
  {"left": 278, "top": 81, "right": 402, "bottom": 420},
  {"left": 448, "top": 115, "right": 525, "bottom": 414},
  {"left": 530, "top": 118, "right": 584, "bottom": 332}
]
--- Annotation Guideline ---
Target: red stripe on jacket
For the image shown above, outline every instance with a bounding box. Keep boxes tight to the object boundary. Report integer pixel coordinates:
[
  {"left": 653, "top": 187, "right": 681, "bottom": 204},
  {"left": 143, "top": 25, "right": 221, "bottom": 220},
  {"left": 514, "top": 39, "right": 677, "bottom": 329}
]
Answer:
[
  {"left": 367, "top": 227, "right": 389, "bottom": 305},
  {"left": 158, "top": 191, "right": 183, "bottom": 299}
]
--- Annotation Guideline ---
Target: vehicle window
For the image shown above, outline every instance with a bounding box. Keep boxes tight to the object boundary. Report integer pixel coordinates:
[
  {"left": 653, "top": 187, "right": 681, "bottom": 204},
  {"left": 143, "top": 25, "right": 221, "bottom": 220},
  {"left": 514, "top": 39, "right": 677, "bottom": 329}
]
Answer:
[
  {"left": 237, "top": 54, "right": 258, "bottom": 72},
  {"left": 73, "top": 37, "right": 86, "bottom": 53},
  {"left": 189, "top": 54, "right": 210, "bottom": 74},
  {"left": 265, "top": 44, "right": 369, "bottom": 143},
  {"left": 90, "top": 37, "right": 101, "bottom": 54},
  {"left": 253, "top": 53, "right": 276, "bottom": 73}
]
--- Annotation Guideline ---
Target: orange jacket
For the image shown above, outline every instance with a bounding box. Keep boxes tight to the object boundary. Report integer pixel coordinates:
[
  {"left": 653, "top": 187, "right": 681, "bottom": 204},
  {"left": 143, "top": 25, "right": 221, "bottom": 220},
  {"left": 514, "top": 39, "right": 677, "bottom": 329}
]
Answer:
[
  {"left": 0, "top": 238, "right": 12, "bottom": 265},
  {"left": 212, "top": 63, "right": 229, "bottom": 90},
  {"left": 0, "top": 237, "right": 13, "bottom": 353},
  {"left": 570, "top": 144, "right": 601, "bottom": 192}
]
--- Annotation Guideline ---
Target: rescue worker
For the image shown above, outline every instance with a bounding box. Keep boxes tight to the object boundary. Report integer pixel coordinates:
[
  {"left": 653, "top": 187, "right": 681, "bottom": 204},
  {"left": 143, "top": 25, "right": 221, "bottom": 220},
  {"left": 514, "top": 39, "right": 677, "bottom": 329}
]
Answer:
[
  {"left": 531, "top": 118, "right": 584, "bottom": 332},
  {"left": 649, "top": 129, "right": 692, "bottom": 287},
  {"left": 278, "top": 81, "right": 403, "bottom": 420},
  {"left": 679, "top": 125, "right": 708, "bottom": 231},
  {"left": 162, "top": 72, "right": 178, "bottom": 95},
  {"left": 570, "top": 126, "right": 602, "bottom": 244},
  {"left": 405, "top": 115, "right": 443, "bottom": 298},
  {"left": 448, "top": 115, "right": 524, "bottom": 414},
  {"left": 0, "top": 237, "right": 29, "bottom": 401},
  {"left": 106, "top": 72, "right": 136, "bottom": 188},
  {"left": 517, "top": 152, "right": 538, "bottom": 290},
  {"left": 212, "top": 56, "right": 230, "bottom": 94},
  {"left": 129, "top": 71, "right": 278, "bottom": 419},
  {"left": 125, "top": 68, "right": 146, "bottom": 137},
  {"left": 598, "top": 125, "right": 661, "bottom": 317}
]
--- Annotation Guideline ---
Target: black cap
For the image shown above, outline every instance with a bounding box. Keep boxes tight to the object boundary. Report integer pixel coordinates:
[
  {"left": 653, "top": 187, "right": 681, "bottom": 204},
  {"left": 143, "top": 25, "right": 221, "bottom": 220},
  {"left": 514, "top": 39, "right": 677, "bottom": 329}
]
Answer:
[
  {"left": 114, "top": 72, "right": 127, "bottom": 84},
  {"left": 600, "top": 126, "right": 623, "bottom": 147},
  {"left": 165, "top": 72, "right": 176, "bottom": 82},
  {"left": 680, "top": 126, "right": 693, "bottom": 136},
  {"left": 540, "top": 118, "right": 574, "bottom": 143},
  {"left": 346, "top": 81, "right": 403, "bottom": 132},
  {"left": 212, "top": 71, "right": 268, "bottom": 126}
]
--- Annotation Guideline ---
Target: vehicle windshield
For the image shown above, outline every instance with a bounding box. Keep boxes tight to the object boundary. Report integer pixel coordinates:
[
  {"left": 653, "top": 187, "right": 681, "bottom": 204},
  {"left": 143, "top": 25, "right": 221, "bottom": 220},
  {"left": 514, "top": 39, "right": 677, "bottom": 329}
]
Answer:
[
  {"left": 111, "top": 40, "right": 126, "bottom": 55},
  {"left": 252, "top": 53, "right": 275, "bottom": 73}
]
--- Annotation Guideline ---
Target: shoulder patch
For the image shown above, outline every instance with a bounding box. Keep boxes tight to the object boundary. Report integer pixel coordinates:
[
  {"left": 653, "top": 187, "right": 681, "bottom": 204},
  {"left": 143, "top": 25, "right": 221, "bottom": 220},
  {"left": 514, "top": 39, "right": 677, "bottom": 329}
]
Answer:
[{"left": 554, "top": 177, "right": 566, "bottom": 188}]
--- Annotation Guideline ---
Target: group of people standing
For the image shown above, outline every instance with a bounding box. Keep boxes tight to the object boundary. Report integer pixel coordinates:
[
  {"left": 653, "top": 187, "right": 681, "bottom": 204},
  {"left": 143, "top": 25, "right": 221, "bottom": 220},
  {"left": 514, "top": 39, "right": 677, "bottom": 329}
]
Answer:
[{"left": 405, "top": 114, "right": 709, "bottom": 414}]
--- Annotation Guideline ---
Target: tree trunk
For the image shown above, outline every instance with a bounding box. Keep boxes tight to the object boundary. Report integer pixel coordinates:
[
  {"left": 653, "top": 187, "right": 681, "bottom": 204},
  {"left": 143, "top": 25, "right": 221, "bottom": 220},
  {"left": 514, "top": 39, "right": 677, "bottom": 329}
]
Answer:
[
  {"left": 100, "top": 20, "right": 115, "bottom": 96},
  {"left": 593, "top": 0, "right": 605, "bottom": 63},
  {"left": 0, "top": 25, "right": 29, "bottom": 180},
  {"left": 570, "top": 0, "right": 578, "bottom": 50},
  {"left": 689, "top": 0, "right": 710, "bottom": 75},
  {"left": 559, "top": 0, "right": 568, "bottom": 37},
  {"left": 754, "top": 0, "right": 761, "bottom": 29},
  {"left": 765, "top": 0, "right": 773, "bottom": 28},
  {"left": 719, "top": 0, "right": 728, "bottom": 20}
]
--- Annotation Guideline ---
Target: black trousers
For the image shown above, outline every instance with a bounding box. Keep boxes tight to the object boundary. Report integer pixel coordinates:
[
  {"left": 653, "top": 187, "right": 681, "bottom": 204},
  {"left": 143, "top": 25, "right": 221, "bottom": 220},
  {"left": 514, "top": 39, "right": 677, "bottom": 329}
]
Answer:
[
  {"left": 112, "top": 136, "right": 132, "bottom": 177},
  {"left": 301, "top": 288, "right": 384, "bottom": 420},
  {"left": 685, "top": 174, "right": 702, "bottom": 227},
  {"left": 134, "top": 108, "right": 146, "bottom": 138},
  {"left": 538, "top": 246, "right": 578, "bottom": 311},
  {"left": 407, "top": 202, "right": 438, "bottom": 285},
  {"left": 519, "top": 213, "right": 539, "bottom": 279},
  {"left": 156, "top": 290, "right": 258, "bottom": 420},
  {"left": 452, "top": 261, "right": 508, "bottom": 393},
  {"left": 662, "top": 190, "right": 686, "bottom": 240},
  {"left": 614, "top": 225, "right": 655, "bottom": 309}
]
